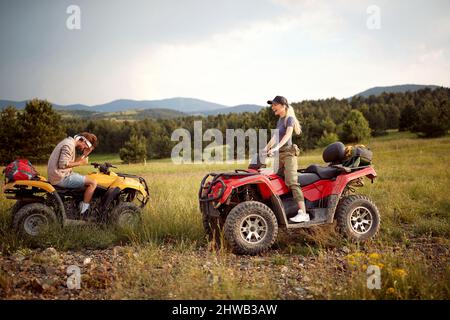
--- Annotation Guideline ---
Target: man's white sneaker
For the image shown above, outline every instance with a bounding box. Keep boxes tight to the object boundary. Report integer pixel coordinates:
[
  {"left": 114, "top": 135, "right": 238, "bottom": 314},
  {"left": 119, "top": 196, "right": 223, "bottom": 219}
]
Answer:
[
  {"left": 79, "top": 201, "right": 90, "bottom": 214},
  {"left": 289, "top": 210, "right": 310, "bottom": 223}
]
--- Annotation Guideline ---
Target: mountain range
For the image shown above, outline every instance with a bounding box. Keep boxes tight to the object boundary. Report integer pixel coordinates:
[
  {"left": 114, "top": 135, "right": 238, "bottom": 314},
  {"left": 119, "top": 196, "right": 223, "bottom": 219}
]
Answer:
[
  {"left": 0, "top": 84, "right": 443, "bottom": 119},
  {"left": 0, "top": 97, "right": 263, "bottom": 118},
  {"left": 352, "top": 84, "right": 440, "bottom": 98}
]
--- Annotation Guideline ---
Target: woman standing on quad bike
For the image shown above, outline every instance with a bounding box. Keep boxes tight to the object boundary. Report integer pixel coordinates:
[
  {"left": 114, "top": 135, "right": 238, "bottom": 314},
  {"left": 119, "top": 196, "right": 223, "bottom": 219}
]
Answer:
[
  {"left": 47, "top": 132, "right": 98, "bottom": 216},
  {"left": 263, "top": 96, "right": 309, "bottom": 223}
]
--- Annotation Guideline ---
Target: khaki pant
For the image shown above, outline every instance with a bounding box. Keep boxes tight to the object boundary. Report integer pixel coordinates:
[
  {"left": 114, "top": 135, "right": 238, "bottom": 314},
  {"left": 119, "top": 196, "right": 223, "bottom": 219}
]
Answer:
[{"left": 279, "top": 144, "right": 304, "bottom": 202}]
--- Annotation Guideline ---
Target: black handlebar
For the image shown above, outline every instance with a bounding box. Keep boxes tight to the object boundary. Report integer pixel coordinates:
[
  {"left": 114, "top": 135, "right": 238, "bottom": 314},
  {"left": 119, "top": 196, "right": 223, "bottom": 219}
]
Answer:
[{"left": 91, "top": 162, "right": 117, "bottom": 174}]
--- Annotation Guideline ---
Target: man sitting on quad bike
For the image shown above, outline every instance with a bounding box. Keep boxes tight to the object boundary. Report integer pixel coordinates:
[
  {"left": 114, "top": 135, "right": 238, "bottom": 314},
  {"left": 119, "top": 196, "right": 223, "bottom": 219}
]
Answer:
[
  {"left": 47, "top": 132, "right": 98, "bottom": 217},
  {"left": 264, "top": 96, "right": 309, "bottom": 223}
]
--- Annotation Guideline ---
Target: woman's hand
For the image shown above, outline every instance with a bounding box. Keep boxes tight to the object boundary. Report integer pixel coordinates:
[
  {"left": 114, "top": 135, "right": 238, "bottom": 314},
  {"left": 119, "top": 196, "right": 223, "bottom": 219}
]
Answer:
[{"left": 268, "top": 146, "right": 280, "bottom": 157}]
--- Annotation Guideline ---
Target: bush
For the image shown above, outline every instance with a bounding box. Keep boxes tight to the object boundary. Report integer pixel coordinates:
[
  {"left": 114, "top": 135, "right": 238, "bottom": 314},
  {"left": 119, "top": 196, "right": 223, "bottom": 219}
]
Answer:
[
  {"left": 411, "top": 101, "right": 450, "bottom": 137},
  {"left": 317, "top": 132, "right": 339, "bottom": 147},
  {"left": 339, "top": 110, "right": 371, "bottom": 143},
  {"left": 119, "top": 134, "right": 148, "bottom": 163}
]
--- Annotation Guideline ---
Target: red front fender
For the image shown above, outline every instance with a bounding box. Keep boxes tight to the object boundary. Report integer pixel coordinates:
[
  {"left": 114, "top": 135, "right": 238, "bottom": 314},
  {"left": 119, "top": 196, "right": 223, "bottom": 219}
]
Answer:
[{"left": 217, "top": 174, "right": 277, "bottom": 204}]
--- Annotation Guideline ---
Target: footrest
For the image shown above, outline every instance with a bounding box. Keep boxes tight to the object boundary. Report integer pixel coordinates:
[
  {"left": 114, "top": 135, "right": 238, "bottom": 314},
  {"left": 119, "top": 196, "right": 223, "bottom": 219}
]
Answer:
[{"left": 287, "top": 219, "right": 328, "bottom": 229}]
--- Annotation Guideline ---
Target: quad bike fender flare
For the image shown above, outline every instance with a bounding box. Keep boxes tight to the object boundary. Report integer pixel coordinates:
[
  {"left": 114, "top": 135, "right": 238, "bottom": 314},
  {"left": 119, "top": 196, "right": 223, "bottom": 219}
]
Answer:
[
  {"left": 325, "top": 167, "right": 377, "bottom": 223},
  {"left": 50, "top": 191, "right": 67, "bottom": 225},
  {"left": 121, "top": 187, "right": 150, "bottom": 208},
  {"left": 331, "top": 166, "right": 377, "bottom": 195},
  {"left": 218, "top": 175, "right": 278, "bottom": 204},
  {"left": 4, "top": 180, "right": 56, "bottom": 193},
  {"left": 108, "top": 179, "right": 149, "bottom": 199},
  {"left": 4, "top": 182, "right": 66, "bottom": 225},
  {"left": 270, "top": 194, "right": 289, "bottom": 227},
  {"left": 101, "top": 187, "right": 121, "bottom": 211}
]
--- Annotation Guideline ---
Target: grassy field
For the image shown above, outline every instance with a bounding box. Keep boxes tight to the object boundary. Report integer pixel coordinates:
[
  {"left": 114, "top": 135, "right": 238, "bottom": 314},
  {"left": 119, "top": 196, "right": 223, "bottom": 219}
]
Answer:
[{"left": 0, "top": 131, "right": 449, "bottom": 299}]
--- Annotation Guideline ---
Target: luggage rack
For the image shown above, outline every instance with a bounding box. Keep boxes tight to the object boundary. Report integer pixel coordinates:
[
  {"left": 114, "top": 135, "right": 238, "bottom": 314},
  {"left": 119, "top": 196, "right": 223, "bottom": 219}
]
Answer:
[{"left": 330, "top": 164, "right": 372, "bottom": 173}]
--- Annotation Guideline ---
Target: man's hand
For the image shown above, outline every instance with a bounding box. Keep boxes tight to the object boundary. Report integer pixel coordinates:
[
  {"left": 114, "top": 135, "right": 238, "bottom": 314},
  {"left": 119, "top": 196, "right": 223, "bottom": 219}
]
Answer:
[
  {"left": 76, "top": 157, "right": 89, "bottom": 166},
  {"left": 82, "top": 147, "right": 94, "bottom": 158}
]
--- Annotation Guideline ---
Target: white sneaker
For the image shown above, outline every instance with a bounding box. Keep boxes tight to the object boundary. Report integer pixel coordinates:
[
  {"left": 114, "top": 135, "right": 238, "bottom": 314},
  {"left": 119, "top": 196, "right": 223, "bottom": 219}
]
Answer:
[
  {"left": 79, "top": 202, "right": 90, "bottom": 214},
  {"left": 289, "top": 210, "right": 310, "bottom": 223}
]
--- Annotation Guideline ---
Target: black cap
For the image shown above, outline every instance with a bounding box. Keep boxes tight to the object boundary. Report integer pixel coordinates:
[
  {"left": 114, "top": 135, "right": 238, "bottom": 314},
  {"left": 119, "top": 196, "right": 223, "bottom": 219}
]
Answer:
[{"left": 267, "top": 96, "right": 288, "bottom": 106}]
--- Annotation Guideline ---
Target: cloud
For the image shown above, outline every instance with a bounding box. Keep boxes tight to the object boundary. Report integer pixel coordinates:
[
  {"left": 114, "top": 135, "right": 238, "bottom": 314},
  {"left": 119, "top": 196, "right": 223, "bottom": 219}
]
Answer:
[
  {"left": 123, "top": 3, "right": 354, "bottom": 105},
  {"left": 126, "top": 18, "right": 303, "bottom": 105},
  {"left": 2, "top": 0, "right": 449, "bottom": 105}
]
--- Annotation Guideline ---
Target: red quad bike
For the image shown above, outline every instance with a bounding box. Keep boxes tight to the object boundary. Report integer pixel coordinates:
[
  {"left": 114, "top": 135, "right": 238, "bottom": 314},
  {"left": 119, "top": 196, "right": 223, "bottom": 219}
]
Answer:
[{"left": 199, "top": 142, "right": 380, "bottom": 255}]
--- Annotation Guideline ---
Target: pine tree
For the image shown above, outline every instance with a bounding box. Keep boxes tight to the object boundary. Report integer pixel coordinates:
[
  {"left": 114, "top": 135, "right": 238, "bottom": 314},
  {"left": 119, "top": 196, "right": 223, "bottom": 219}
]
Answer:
[
  {"left": 339, "top": 110, "right": 371, "bottom": 143},
  {"left": 17, "top": 100, "right": 65, "bottom": 163},
  {"left": 119, "top": 134, "right": 148, "bottom": 163},
  {"left": 0, "top": 106, "right": 22, "bottom": 164},
  {"left": 412, "top": 100, "right": 450, "bottom": 137}
]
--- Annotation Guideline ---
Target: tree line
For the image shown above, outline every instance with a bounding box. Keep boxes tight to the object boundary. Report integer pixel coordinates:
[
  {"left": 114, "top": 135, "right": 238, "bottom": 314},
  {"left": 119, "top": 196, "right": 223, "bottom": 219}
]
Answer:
[{"left": 0, "top": 87, "right": 448, "bottom": 164}]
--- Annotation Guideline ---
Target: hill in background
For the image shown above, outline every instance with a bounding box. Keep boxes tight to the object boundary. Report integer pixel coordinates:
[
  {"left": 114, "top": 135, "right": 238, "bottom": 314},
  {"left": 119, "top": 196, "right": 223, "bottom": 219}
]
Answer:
[
  {"left": 58, "top": 108, "right": 187, "bottom": 120},
  {"left": 352, "top": 84, "right": 440, "bottom": 98},
  {"left": 1, "top": 84, "right": 446, "bottom": 120},
  {"left": 0, "top": 97, "right": 263, "bottom": 117}
]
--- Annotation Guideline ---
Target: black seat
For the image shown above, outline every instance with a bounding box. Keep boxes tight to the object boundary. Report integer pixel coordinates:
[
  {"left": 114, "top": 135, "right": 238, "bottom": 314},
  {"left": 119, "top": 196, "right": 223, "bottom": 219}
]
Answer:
[
  {"left": 52, "top": 185, "right": 85, "bottom": 194},
  {"left": 304, "top": 164, "right": 340, "bottom": 180},
  {"left": 297, "top": 173, "right": 320, "bottom": 186},
  {"left": 277, "top": 169, "right": 321, "bottom": 187}
]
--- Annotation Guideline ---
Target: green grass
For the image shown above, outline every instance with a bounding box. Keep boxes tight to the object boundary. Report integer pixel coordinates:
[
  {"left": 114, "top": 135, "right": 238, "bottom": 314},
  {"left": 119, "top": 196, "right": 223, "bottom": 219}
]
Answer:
[{"left": 0, "top": 130, "right": 449, "bottom": 299}]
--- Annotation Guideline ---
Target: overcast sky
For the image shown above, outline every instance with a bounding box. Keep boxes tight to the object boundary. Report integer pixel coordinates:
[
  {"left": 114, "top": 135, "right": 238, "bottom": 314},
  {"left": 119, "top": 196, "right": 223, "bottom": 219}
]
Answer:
[{"left": 0, "top": 0, "right": 449, "bottom": 106}]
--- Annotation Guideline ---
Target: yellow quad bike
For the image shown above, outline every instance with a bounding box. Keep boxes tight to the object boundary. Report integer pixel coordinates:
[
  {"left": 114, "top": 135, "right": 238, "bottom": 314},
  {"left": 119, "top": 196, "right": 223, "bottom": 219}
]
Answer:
[{"left": 3, "top": 162, "right": 149, "bottom": 238}]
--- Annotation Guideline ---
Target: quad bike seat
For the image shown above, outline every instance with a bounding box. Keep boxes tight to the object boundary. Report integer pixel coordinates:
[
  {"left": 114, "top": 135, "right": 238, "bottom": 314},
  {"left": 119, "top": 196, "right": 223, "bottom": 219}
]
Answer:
[
  {"left": 52, "top": 185, "right": 86, "bottom": 194},
  {"left": 277, "top": 170, "right": 321, "bottom": 187},
  {"left": 304, "top": 164, "right": 341, "bottom": 180},
  {"left": 297, "top": 173, "right": 321, "bottom": 186}
]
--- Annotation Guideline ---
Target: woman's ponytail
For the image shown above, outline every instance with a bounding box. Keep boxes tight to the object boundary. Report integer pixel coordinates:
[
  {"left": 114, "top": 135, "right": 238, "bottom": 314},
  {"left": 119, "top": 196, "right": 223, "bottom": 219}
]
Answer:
[{"left": 285, "top": 105, "right": 302, "bottom": 135}]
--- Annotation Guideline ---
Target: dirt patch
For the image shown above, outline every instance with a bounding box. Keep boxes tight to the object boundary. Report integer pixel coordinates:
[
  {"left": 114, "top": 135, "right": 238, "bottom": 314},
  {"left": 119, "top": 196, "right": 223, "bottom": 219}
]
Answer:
[{"left": 0, "top": 240, "right": 448, "bottom": 299}]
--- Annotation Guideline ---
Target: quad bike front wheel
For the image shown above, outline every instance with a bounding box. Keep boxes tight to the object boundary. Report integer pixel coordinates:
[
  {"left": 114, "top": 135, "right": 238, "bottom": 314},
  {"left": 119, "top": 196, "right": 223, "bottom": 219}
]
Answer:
[
  {"left": 224, "top": 201, "right": 278, "bottom": 255},
  {"left": 335, "top": 194, "right": 380, "bottom": 241},
  {"left": 110, "top": 202, "right": 142, "bottom": 229},
  {"left": 12, "top": 203, "right": 57, "bottom": 238}
]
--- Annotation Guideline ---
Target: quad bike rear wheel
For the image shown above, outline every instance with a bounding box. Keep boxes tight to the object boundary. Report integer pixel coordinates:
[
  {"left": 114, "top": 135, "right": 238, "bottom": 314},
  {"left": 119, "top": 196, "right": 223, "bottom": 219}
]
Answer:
[
  {"left": 224, "top": 201, "right": 278, "bottom": 255},
  {"left": 335, "top": 194, "right": 380, "bottom": 241},
  {"left": 110, "top": 202, "right": 142, "bottom": 229},
  {"left": 11, "top": 200, "right": 27, "bottom": 216},
  {"left": 12, "top": 203, "right": 57, "bottom": 238}
]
